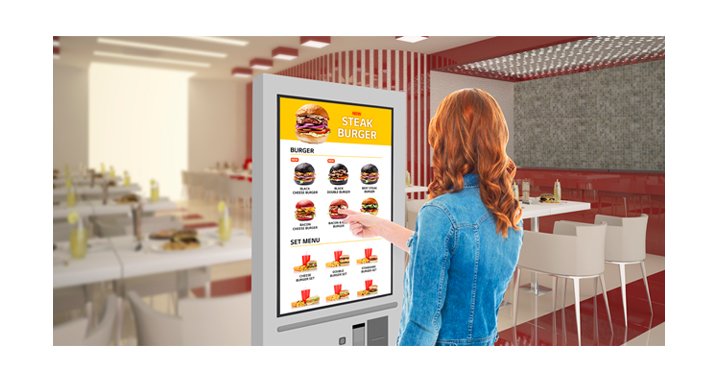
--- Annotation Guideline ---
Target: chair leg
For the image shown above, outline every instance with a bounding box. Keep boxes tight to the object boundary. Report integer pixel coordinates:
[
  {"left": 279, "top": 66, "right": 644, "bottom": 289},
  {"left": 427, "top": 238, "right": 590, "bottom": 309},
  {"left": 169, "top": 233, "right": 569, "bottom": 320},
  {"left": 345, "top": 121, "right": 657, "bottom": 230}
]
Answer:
[
  {"left": 599, "top": 274, "right": 612, "bottom": 327},
  {"left": 512, "top": 268, "right": 521, "bottom": 327},
  {"left": 618, "top": 263, "right": 628, "bottom": 327},
  {"left": 573, "top": 278, "right": 582, "bottom": 346},
  {"left": 563, "top": 278, "right": 568, "bottom": 309},
  {"left": 640, "top": 261, "right": 654, "bottom": 317},
  {"left": 552, "top": 276, "right": 558, "bottom": 313}
]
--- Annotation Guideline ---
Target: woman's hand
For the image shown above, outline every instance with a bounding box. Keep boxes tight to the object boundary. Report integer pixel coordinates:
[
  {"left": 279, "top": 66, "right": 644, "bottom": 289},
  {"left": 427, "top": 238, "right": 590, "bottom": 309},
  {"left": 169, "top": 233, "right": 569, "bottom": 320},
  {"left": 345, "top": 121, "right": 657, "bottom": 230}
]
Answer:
[
  {"left": 343, "top": 209, "right": 414, "bottom": 253},
  {"left": 343, "top": 209, "right": 383, "bottom": 238}
]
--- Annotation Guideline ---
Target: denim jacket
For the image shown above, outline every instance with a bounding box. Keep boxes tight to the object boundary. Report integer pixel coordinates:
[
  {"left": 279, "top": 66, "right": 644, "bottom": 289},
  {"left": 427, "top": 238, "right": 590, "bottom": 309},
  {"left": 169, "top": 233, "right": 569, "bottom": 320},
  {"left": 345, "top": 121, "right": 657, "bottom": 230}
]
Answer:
[{"left": 397, "top": 174, "right": 523, "bottom": 346}]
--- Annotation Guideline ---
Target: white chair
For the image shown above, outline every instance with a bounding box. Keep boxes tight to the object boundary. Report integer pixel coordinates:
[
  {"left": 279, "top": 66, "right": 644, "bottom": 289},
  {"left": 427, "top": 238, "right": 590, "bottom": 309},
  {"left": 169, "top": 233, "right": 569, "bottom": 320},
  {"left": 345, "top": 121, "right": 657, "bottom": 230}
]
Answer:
[
  {"left": 128, "top": 291, "right": 251, "bottom": 345},
  {"left": 513, "top": 222, "right": 611, "bottom": 346},
  {"left": 593, "top": 214, "right": 651, "bottom": 326},
  {"left": 54, "top": 295, "right": 118, "bottom": 346}
]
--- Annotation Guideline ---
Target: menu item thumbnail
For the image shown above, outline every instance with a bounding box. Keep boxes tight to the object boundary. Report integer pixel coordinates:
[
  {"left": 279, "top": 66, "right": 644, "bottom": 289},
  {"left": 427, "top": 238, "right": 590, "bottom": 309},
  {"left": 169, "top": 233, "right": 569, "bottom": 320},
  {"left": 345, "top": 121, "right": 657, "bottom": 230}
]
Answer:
[
  {"left": 328, "top": 163, "right": 349, "bottom": 185},
  {"left": 328, "top": 199, "right": 348, "bottom": 219},
  {"left": 326, "top": 284, "right": 350, "bottom": 302},
  {"left": 326, "top": 250, "right": 350, "bottom": 267},
  {"left": 360, "top": 198, "right": 378, "bottom": 215},
  {"left": 295, "top": 200, "right": 316, "bottom": 221},
  {"left": 360, "top": 164, "right": 379, "bottom": 185},
  {"left": 356, "top": 248, "right": 378, "bottom": 264},
  {"left": 295, "top": 104, "right": 330, "bottom": 144},
  {"left": 293, "top": 254, "right": 317, "bottom": 272},
  {"left": 293, "top": 163, "right": 315, "bottom": 185},
  {"left": 357, "top": 280, "right": 378, "bottom": 297},
  {"left": 291, "top": 289, "right": 320, "bottom": 308}
]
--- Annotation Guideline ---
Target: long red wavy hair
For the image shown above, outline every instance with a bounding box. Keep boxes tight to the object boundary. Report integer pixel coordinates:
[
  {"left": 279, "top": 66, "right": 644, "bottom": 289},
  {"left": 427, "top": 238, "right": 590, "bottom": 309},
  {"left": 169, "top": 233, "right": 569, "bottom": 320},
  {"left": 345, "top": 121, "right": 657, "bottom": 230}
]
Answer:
[{"left": 428, "top": 88, "right": 522, "bottom": 237}]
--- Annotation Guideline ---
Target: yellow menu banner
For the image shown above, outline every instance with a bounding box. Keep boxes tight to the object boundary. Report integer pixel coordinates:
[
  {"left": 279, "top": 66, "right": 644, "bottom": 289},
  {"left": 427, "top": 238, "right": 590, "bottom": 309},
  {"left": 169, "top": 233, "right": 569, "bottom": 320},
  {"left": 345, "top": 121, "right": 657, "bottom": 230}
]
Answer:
[{"left": 279, "top": 96, "right": 392, "bottom": 146}]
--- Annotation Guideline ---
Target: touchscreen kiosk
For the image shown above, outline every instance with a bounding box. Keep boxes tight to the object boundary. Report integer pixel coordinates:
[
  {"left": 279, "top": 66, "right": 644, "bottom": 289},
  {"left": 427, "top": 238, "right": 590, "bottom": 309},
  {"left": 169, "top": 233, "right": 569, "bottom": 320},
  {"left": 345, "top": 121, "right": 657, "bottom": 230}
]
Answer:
[{"left": 252, "top": 74, "right": 406, "bottom": 345}]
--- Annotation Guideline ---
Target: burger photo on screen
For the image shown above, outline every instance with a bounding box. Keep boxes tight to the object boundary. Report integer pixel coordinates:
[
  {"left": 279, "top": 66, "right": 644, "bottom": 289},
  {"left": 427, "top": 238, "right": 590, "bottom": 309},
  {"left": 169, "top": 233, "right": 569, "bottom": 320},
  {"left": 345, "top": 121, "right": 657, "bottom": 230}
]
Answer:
[
  {"left": 293, "top": 163, "right": 315, "bottom": 185},
  {"left": 295, "top": 104, "right": 330, "bottom": 144},
  {"left": 295, "top": 200, "right": 315, "bottom": 221},
  {"left": 328, "top": 199, "right": 348, "bottom": 219},
  {"left": 328, "top": 163, "right": 349, "bottom": 185},
  {"left": 360, "top": 197, "right": 378, "bottom": 215},
  {"left": 360, "top": 164, "right": 379, "bottom": 185}
]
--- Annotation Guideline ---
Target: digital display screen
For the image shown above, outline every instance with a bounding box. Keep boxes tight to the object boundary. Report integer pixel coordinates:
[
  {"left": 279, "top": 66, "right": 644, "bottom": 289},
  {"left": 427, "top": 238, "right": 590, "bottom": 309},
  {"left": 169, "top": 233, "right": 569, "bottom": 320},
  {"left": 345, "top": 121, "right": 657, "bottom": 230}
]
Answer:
[{"left": 277, "top": 95, "right": 393, "bottom": 317}]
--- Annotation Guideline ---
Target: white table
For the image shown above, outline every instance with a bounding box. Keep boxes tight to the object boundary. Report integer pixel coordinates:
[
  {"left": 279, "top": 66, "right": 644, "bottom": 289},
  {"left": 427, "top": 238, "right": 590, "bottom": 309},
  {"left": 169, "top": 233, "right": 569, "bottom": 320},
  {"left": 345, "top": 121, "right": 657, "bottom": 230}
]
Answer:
[
  {"left": 53, "top": 238, "right": 122, "bottom": 289},
  {"left": 53, "top": 176, "right": 121, "bottom": 187},
  {"left": 53, "top": 198, "right": 177, "bottom": 220},
  {"left": 53, "top": 184, "right": 141, "bottom": 198},
  {"left": 520, "top": 198, "right": 591, "bottom": 295}
]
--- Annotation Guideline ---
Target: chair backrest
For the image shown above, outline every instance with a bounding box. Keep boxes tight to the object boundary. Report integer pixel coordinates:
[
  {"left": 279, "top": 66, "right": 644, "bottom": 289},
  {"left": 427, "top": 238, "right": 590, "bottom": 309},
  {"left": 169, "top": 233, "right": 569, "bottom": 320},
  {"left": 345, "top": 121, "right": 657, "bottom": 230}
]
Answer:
[
  {"left": 84, "top": 295, "right": 117, "bottom": 346},
  {"left": 594, "top": 213, "right": 648, "bottom": 262},
  {"left": 124, "top": 215, "right": 182, "bottom": 236},
  {"left": 127, "top": 291, "right": 182, "bottom": 345},
  {"left": 572, "top": 224, "right": 607, "bottom": 275},
  {"left": 178, "top": 293, "right": 251, "bottom": 346},
  {"left": 54, "top": 317, "right": 88, "bottom": 346}
]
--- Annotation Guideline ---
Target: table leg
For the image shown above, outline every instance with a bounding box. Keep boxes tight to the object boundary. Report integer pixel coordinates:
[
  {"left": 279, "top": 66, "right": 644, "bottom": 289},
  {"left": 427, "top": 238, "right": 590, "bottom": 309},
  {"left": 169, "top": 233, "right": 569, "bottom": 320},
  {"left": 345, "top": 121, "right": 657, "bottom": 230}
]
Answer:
[
  {"left": 520, "top": 217, "right": 552, "bottom": 295},
  {"left": 113, "top": 280, "right": 124, "bottom": 345}
]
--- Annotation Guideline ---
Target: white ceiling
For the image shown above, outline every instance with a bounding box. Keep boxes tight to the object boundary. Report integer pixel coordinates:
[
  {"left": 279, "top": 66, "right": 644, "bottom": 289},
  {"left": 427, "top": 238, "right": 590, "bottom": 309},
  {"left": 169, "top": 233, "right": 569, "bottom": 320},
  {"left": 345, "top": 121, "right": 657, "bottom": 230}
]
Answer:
[{"left": 55, "top": 36, "right": 490, "bottom": 80}]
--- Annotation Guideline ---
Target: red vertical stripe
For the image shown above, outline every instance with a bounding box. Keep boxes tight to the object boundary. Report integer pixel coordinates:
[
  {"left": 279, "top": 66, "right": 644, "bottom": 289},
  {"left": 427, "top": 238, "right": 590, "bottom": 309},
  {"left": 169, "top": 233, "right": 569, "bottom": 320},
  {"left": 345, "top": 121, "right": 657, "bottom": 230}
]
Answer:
[
  {"left": 349, "top": 50, "right": 355, "bottom": 85},
  {"left": 373, "top": 49, "right": 379, "bottom": 88},
  {"left": 425, "top": 54, "right": 431, "bottom": 199},
  {"left": 391, "top": 50, "right": 396, "bottom": 91},
  {"left": 419, "top": 53, "right": 425, "bottom": 200}
]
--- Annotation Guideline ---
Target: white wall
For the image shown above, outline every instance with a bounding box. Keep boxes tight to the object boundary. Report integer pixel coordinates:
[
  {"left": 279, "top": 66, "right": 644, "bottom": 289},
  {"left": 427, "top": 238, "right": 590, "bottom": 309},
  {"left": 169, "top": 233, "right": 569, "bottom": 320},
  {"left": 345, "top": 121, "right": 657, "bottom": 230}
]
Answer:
[
  {"left": 430, "top": 71, "right": 515, "bottom": 157},
  {"left": 54, "top": 64, "right": 88, "bottom": 169},
  {"left": 188, "top": 79, "right": 246, "bottom": 171},
  {"left": 89, "top": 63, "right": 194, "bottom": 200}
]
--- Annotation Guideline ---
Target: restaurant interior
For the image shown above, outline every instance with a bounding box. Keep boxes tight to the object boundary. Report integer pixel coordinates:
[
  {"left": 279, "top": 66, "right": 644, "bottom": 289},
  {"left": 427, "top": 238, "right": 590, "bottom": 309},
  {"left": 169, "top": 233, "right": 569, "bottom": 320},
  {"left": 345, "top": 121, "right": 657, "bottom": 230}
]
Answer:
[{"left": 51, "top": 35, "right": 666, "bottom": 347}]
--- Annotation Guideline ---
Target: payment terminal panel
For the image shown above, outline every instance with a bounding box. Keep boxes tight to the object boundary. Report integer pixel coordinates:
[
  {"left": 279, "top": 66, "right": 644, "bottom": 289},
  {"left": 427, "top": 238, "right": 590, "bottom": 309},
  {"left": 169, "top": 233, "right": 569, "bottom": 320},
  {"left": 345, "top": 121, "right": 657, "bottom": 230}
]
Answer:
[{"left": 252, "top": 74, "right": 406, "bottom": 345}]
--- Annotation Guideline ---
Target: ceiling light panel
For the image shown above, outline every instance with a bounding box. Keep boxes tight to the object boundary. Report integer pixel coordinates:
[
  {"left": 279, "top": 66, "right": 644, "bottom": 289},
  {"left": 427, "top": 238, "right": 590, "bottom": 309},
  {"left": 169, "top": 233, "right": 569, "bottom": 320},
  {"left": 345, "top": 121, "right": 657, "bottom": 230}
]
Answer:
[
  {"left": 93, "top": 51, "right": 211, "bottom": 68},
  {"left": 97, "top": 37, "right": 227, "bottom": 58},
  {"left": 177, "top": 36, "right": 249, "bottom": 47}
]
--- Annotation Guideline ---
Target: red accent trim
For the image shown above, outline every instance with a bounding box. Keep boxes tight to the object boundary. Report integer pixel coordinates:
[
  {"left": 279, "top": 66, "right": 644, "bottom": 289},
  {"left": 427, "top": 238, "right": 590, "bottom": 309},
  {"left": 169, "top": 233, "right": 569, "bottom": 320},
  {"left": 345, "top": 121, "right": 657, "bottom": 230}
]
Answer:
[
  {"left": 182, "top": 213, "right": 204, "bottom": 220},
  {"left": 430, "top": 36, "right": 591, "bottom": 68},
  {"left": 54, "top": 46, "right": 60, "bottom": 55},
  {"left": 230, "top": 175, "right": 246, "bottom": 181},
  {"left": 231, "top": 67, "right": 252, "bottom": 77},
  {"left": 191, "top": 275, "right": 252, "bottom": 297},
  {"left": 183, "top": 222, "right": 218, "bottom": 229}
]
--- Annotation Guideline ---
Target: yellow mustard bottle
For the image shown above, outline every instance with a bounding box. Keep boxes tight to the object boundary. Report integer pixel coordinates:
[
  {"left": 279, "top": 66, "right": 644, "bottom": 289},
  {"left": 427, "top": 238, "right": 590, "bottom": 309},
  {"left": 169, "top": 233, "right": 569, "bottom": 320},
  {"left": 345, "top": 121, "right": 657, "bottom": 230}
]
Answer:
[
  {"left": 150, "top": 179, "right": 159, "bottom": 202},
  {"left": 123, "top": 171, "right": 131, "bottom": 187},
  {"left": 68, "top": 211, "right": 87, "bottom": 259},
  {"left": 218, "top": 201, "right": 232, "bottom": 244},
  {"left": 67, "top": 185, "right": 77, "bottom": 207}
]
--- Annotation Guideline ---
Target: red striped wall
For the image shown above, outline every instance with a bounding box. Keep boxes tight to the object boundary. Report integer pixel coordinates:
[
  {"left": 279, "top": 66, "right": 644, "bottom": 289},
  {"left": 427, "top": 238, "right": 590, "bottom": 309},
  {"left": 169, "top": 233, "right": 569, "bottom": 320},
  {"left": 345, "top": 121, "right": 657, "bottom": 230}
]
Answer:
[{"left": 276, "top": 49, "right": 443, "bottom": 200}]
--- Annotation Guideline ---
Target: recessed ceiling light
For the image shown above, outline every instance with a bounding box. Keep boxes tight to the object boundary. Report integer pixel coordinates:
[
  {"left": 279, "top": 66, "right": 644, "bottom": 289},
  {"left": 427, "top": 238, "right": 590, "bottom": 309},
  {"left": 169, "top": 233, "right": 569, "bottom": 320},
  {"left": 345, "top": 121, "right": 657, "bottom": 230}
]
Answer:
[
  {"left": 93, "top": 51, "right": 211, "bottom": 68},
  {"left": 250, "top": 58, "right": 273, "bottom": 70},
  {"left": 300, "top": 36, "right": 331, "bottom": 48},
  {"left": 396, "top": 36, "right": 428, "bottom": 43},
  {"left": 272, "top": 47, "right": 299, "bottom": 61},
  {"left": 177, "top": 36, "right": 249, "bottom": 47},
  {"left": 232, "top": 67, "right": 252, "bottom": 78},
  {"left": 97, "top": 37, "right": 227, "bottom": 58}
]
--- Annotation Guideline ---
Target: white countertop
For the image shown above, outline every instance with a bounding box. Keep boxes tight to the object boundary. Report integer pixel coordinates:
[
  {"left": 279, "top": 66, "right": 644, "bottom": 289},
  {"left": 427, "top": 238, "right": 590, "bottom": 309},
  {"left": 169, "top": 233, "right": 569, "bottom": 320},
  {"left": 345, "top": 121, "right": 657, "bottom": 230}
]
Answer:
[
  {"left": 53, "top": 184, "right": 141, "bottom": 197},
  {"left": 53, "top": 198, "right": 177, "bottom": 219},
  {"left": 53, "top": 228, "right": 250, "bottom": 289}
]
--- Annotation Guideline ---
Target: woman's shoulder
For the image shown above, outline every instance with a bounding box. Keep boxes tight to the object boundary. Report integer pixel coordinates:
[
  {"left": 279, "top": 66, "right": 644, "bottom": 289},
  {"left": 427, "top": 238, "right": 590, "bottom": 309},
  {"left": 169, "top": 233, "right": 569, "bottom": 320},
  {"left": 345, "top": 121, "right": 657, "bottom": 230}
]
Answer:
[{"left": 422, "top": 191, "right": 488, "bottom": 226}]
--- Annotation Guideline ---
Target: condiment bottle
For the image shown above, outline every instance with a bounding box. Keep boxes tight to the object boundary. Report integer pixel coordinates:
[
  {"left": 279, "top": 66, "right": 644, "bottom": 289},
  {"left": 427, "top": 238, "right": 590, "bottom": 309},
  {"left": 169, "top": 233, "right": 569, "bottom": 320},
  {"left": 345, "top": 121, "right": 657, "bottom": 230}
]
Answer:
[
  {"left": 150, "top": 179, "right": 159, "bottom": 202},
  {"left": 68, "top": 211, "right": 87, "bottom": 259},
  {"left": 512, "top": 180, "right": 520, "bottom": 202},
  {"left": 553, "top": 179, "right": 562, "bottom": 202},
  {"left": 218, "top": 201, "right": 232, "bottom": 244},
  {"left": 123, "top": 171, "right": 131, "bottom": 187},
  {"left": 109, "top": 166, "right": 116, "bottom": 179},
  {"left": 67, "top": 184, "right": 77, "bottom": 207},
  {"left": 522, "top": 180, "right": 530, "bottom": 203}
]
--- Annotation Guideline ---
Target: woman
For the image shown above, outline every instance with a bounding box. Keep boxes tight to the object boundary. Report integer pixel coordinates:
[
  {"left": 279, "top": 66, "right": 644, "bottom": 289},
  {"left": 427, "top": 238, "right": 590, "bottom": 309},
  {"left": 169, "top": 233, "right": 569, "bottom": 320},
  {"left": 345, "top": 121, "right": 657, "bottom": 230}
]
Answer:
[{"left": 344, "top": 88, "right": 523, "bottom": 346}]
